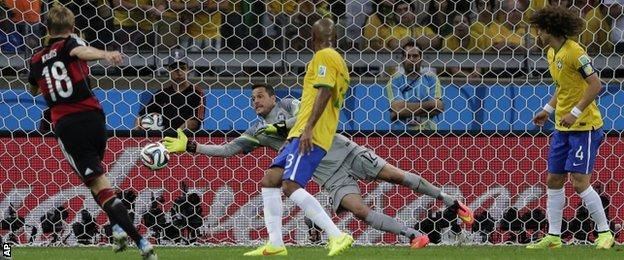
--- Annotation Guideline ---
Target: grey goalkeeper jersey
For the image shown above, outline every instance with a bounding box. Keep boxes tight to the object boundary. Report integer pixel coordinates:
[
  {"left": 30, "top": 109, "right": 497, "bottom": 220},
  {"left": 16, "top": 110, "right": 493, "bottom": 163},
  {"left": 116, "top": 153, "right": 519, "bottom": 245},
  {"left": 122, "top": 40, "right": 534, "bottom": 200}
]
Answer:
[{"left": 196, "top": 98, "right": 357, "bottom": 186}]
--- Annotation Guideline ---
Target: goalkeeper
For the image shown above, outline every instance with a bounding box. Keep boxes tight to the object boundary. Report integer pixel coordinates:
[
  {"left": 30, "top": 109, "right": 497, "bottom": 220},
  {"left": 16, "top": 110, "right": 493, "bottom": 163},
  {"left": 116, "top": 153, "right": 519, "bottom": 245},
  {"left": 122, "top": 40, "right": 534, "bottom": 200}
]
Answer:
[{"left": 163, "top": 83, "right": 473, "bottom": 247}]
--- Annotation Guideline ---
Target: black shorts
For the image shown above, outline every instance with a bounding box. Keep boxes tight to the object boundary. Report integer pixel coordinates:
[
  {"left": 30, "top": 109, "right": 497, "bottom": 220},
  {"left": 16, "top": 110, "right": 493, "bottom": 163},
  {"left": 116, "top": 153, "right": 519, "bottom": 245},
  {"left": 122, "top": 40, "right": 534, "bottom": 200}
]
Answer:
[{"left": 53, "top": 110, "right": 107, "bottom": 185}]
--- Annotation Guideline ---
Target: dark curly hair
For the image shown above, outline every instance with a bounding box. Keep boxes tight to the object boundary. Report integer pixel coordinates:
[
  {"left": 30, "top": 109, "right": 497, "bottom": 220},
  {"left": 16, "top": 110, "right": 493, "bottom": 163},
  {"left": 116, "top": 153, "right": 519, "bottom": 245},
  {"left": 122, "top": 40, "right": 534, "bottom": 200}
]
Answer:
[{"left": 529, "top": 5, "right": 585, "bottom": 38}]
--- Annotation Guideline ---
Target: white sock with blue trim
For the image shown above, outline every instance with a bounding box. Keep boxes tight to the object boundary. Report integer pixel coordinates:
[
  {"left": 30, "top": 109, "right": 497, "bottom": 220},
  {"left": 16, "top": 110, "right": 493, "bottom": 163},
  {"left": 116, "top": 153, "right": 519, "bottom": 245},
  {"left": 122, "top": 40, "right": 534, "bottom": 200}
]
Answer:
[
  {"left": 262, "top": 187, "right": 284, "bottom": 247},
  {"left": 579, "top": 186, "right": 610, "bottom": 232},
  {"left": 289, "top": 188, "right": 342, "bottom": 238},
  {"left": 547, "top": 188, "right": 565, "bottom": 235}
]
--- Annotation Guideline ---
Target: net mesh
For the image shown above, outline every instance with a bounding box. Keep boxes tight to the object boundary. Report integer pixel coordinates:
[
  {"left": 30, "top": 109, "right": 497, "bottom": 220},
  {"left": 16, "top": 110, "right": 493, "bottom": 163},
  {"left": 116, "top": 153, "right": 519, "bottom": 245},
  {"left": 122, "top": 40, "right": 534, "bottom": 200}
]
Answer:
[{"left": 0, "top": 0, "right": 623, "bottom": 246}]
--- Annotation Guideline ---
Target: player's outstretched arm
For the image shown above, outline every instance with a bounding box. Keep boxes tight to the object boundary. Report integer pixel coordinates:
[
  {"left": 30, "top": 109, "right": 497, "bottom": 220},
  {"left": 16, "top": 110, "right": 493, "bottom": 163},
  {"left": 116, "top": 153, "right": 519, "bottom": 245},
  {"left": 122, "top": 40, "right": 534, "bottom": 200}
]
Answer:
[
  {"left": 69, "top": 46, "right": 123, "bottom": 65},
  {"left": 162, "top": 129, "right": 248, "bottom": 157},
  {"left": 299, "top": 87, "right": 332, "bottom": 154}
]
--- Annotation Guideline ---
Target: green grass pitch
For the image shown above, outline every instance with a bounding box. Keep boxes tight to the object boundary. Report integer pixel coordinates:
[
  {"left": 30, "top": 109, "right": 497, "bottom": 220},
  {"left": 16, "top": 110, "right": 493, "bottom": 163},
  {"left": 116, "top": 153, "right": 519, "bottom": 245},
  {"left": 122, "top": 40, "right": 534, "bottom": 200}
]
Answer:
[{"left": 8, "top": 245, "right": 624, "bottom": 260}]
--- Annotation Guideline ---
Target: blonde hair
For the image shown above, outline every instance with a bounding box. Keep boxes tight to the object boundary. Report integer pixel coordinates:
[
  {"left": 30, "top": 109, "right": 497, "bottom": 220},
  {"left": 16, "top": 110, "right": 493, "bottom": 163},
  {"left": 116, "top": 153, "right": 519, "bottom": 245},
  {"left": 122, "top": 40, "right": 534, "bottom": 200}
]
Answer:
[{"left": 46, "top": 5, "right": 75, "bottom": 36}]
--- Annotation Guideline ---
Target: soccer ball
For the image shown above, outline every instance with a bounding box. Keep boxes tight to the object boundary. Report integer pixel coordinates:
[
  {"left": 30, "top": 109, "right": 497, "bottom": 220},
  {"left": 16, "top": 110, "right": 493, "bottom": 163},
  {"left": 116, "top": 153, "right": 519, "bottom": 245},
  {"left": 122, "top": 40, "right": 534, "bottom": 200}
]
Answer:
[
  {"left": 140, "top": 112, "right": 164, "bottom": 130},
  {"left": 140, "top": 142, "right": 169, "bottom": 170}
]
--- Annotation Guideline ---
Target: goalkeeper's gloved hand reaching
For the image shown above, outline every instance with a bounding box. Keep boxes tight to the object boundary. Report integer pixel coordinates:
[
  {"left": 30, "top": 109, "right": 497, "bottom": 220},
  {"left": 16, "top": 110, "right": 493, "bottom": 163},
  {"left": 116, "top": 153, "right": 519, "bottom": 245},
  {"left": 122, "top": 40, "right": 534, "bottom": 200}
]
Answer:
[
  {"left": 162, "top": 128, "right": 189, "bottom": 153},
  {"left": 255, "top": 121, "right": 288, "bottom": 137}
]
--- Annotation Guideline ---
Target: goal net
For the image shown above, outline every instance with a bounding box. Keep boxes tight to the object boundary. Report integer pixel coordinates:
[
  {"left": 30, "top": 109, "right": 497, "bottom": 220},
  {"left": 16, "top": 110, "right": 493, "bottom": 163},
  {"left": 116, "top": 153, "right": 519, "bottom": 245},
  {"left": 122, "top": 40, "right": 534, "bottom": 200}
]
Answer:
[{"left": 0, "top": 0, "right": 622, "bottom": 246}]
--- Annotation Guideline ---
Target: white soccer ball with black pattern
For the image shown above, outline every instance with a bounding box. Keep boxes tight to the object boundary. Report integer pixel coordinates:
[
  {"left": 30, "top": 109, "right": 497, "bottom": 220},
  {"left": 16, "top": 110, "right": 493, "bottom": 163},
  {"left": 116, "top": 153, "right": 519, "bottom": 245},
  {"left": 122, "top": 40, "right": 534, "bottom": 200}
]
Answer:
[
  {"left": 140, "top": 142, "right": 169, "bottom": 170},
  {"left": 140, "top": 112, "right": 164, "bottom": 130}
]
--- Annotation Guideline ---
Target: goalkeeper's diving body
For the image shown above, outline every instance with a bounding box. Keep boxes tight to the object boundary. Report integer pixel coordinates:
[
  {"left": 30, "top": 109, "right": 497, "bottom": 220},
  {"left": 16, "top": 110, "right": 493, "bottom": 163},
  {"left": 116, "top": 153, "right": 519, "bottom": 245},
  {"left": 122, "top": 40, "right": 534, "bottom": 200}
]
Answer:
[{"left": 163, "top": 84, "right": 474, "bottom": 249}]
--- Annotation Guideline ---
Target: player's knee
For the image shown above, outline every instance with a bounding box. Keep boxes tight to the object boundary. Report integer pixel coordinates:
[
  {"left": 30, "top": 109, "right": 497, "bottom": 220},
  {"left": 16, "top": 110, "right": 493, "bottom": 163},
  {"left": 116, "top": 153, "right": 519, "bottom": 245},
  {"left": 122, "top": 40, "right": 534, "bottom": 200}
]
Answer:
[
  {"left": 571, "top": 176, "right": 591, "bottom": 193},
  {"left": 87, "top": 175, "right": 111, "bottom": 195},
  {"left": 573, "top": 182, "right": 590, "bottom": 194},
  {"left": 377, "top": 165, "right": 405, "bottom": 185},
  {"left": 546, "top": 174, "right": 566, "bottom": 189},
  {"left": 281, "top": 181, "right": 301, "bottom": 197},
  {"left": 340, "top": 194, "right": 369, "bottom": 220},
  {"left": 349, "top": 204, "right": 370, "bottom": 220},
  {"left": 261, "top": 175, "right": 281, "bottom": 188},
  {"left": 261, "top": 168, "right": 282, "bottom": 188}
]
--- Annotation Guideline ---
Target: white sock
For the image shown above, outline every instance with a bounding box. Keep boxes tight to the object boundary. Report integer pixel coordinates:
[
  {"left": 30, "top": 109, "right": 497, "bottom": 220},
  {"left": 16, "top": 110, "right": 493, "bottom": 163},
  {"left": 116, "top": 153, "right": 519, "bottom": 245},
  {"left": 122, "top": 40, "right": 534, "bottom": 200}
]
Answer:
[
  {"left": 547, "top": 188, "right": 565, "bottom": 235},
  {"left": 262, "top": 188, "right": 284, "bottom": 246},
  {"left": 579, "top": 186, "right": 610, "bottom": 232},
  {"left": 289, "top": 188, "right": 342, "bottom": 238}
]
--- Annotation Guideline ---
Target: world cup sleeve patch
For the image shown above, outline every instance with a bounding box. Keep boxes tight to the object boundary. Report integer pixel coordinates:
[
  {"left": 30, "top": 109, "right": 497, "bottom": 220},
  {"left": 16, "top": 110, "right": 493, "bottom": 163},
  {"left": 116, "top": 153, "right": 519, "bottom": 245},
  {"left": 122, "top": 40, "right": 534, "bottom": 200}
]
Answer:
[
  {"left": 318, "top": 65, "right": 326, "bottom": 77},
  {"left": 578, "top": 55, "right": 595, "bottom": 78},
  {"left": 578, "top": 55, "right": 591, "bottom": 66}
]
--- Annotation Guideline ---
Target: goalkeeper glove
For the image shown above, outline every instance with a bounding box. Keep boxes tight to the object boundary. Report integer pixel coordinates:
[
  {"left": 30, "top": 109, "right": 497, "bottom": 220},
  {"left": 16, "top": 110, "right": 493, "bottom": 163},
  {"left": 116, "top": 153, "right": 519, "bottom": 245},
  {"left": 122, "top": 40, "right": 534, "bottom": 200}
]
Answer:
[
  {"left": 255, "top": 121, "right": 288, "bottom": 137},
  {"left": 162, "top": 128, "right": 197, "bottom": 153}
]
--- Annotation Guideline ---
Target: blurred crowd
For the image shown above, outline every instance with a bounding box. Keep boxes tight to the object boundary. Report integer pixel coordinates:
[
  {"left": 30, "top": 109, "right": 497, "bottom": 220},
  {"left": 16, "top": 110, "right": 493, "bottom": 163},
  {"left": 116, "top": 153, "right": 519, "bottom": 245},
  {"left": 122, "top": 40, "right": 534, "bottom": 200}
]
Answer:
[
  {"left": 1, "top": 182, "right": 205, "bottom": 246},
  {"left": 0, "top": 0, "right": 622, "bottom": 54}
]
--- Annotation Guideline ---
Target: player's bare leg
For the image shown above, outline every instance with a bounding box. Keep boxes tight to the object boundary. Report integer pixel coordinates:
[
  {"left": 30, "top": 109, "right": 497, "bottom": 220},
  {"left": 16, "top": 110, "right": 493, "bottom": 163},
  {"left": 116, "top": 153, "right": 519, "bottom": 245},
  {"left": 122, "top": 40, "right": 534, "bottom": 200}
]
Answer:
[
  {"left": 339, "top": 194, "right": 429, "bottom": 249},
  {"left": 571, "top": 173, "right": 614, "bottom": 249},
  {"left": 376, "top": 164, "right": 473, "bottom": 225},
  {"left": 89, "top": 176, "right": 156, "bottom": 259}
]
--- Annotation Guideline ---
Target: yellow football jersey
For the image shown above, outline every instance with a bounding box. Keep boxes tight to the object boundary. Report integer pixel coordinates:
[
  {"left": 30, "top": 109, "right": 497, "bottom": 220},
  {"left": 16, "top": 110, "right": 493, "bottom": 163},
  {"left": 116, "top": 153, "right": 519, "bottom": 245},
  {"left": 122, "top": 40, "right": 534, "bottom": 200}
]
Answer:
[
  {"left": 443, "top": 34, "right": 484, "bottom": 52},
  {"left": 547, "top": 40, "right": 603, "bottom": 131},
  {"left": 187, "top": 0, "right": 225, "bottom": 39},
  {"left": 113, "top": 0, "right": 154, "bottom": 31},
  {"left": 287, "top": 48, "right": 350, "bottom": 151}
]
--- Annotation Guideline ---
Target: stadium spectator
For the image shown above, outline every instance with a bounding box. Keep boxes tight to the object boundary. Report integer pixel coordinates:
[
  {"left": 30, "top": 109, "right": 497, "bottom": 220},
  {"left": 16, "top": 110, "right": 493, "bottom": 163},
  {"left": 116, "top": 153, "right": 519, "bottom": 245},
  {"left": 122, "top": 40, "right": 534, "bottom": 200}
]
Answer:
[
  {"left": 511, "top": 208, "right": 547, "bottom": 244},
  {"left": 111, "top": 0, "right": 160, "bottom": 51},
  {"left": 524, "top": 0, "right": 548, "bottom": 20},
  {"left": 363, "top": 0, "right": 438, "bottom": 51},
  {"left": 136, "top": 60, "right": 205, "bottom": 131},
  {"left": 604, "top": 0, "right": 624, "bottom": 52},
  {"left": 117, "top": 189, "right": 137, "bottom": 222},
  {"left": 391, "top": 1, "right": 440, "bottom": 50},
  {"left": 414, "top": 207, "right": 459, "bottom": 244},
  {"left": 386, "top": 40, "right": 444, "bottom": 131},
  {"left": 491, "top": 5, "right": 528, "bottom": 52},
  {"left": 548, "top": 0, "right": 574, "bottom": 9},
  {"left": 0, "top": 1, "right": 17, "bottom": 52},
  {"left": 55, "top": 0, "right": 109, "bottom": 49},
  {"left": 521, "top": 208, "right": 547, "bottom": 243},
  {"left": 564, "top": 203, "right": 593, "bottom": 242},
  {"left": 426, "top": 0, "right": 471, "bottom": 37},
  {"left": 71, "top": 209, "right": 99, "bottom": 245},
  {"left": 443, "top": 12, "right": 484, "bottom": 78},
  {"left": 153, "top": 0, "right": 184, "bottom": 50},
  {"left": 264, "top": 0, "right": 336, "bottom": 50},
  {"left": 39, "top": 205, "right": 69, "bottom": 244},
  {"left": 362, "top": 0, "right": 396, "bottom": 50},
  {"left": 1, "top": 203, "right": 24, "bottom": 243},
  {"left": 264, "top": 0, "right": 302, "bottom": 50},
  {"left": 471, "top": 0, "right": 498, "bottom": 51},
  {"left": 296, "top": 0, "right": 335, "bottom": 50},
  {"left": 580, "top": 1, "right": 614, "bottom": 53},
  {"left": 171, "top": 182, "right": 203, "bottom": 244},
  {"left": 4, "top": 0, "right": 43, "bottom": 52},
  {"left": 500, "top": 207, "right": 524, "bottom": 243},
  {"left": 142, "top": 193, "right": 167, "bottom": 244},
  {"left": 343, "top": 0, "right": 373, "bottom": 49},
  {"left": 181, "top": 0, "right": 231, "bottom": 52},
  {"left": 471, "top": 210, "right": 496, "bottom": 244}
]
